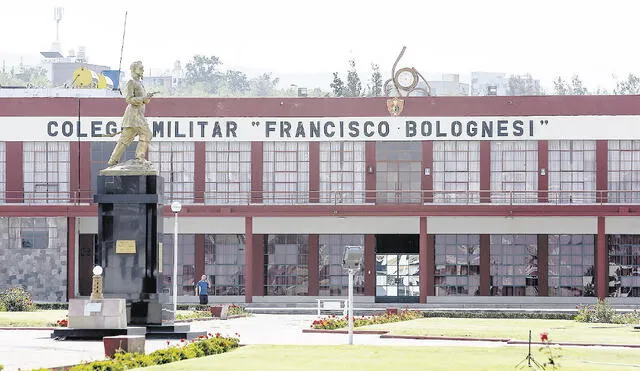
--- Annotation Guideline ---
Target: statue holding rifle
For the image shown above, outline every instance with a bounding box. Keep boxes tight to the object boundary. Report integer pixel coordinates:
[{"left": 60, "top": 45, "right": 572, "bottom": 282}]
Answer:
[{"left": 106, "top": 60, "right": 159, "bottom": 168}]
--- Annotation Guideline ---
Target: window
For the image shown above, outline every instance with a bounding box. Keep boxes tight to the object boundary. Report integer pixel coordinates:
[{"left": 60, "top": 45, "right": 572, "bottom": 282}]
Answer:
[
  {"left": 434, "top": 235, "right": 480, "bottom": 296},
  {"left": 264, "top": 234, "right": 309, "bottom": 295},
  {"left": 263, "top": 142, "right": 309, "bottom": 204},
  {"left": 433, "top": 141, "right": 480, "bottom": 203},
  {"left": 8, "top": 217, "right": 64, "bottom": 249},
  {"left": 491, "top": 141, "right": 537, "bottom": 203},
  {"left": 23, "top": 142, "right": 70, "bottom": 203},
  {"left": 320, "top": 142, "right": 365, "bottom": 204},
  {"left": 607, "top": 235, "right": 640, "bottom": 297},
  {"left": 148, "top": 142, "right": 195, "bottom": 204},
  {"left": 549, "top": 140, "right": 596, "bottom": 203},
  {"left": 204, "top": 234, "right": 245, "bottom": 295},
  {"left": 161, "top": 234, "right": 195, "bottom": 295},
  {"left": 608, "top": 140, "right": 640, "bottom": 203},
  {"left": 319, "top": 235, "right": 364, "bottom": 296},
  {"left": 375, "top": 142, "right": 422, "bottom": 204},
  {"left": 205, "top": 142, "right": 251, "bottom": 204},
  {"left": 90, "top": 142, "right": 136, "bottom": 192},
  {"left": 490, "top": 235, "right": 538, "bottom": 296},
  {"left": 548, "top": 235, "right": 595, "bottom": 297}
]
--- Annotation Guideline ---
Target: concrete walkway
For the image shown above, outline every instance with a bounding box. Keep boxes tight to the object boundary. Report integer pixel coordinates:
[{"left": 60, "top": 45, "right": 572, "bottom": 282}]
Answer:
[{"left": 0, "top": 314, "right": 631, "bottom": 371}]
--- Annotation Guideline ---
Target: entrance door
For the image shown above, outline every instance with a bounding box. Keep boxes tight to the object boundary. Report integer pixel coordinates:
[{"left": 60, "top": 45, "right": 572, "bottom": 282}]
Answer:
[
  {"left": 77, "top": 234, "right": 97, "bottom": 296},
  {"left": 375, "top": 234, "right": 420, "bottom": 303}
]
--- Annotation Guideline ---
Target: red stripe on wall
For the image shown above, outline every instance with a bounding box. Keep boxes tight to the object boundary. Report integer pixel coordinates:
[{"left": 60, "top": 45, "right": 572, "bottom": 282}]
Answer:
[
  {"left": 5, "top": 95, "right": 640, "bottom": 117},
  {"left": 422, "top": 141, "right": 433, "bottom": 203},
  {"left": 309, "top": 142, "right": 320, "bottom": 203},
  {"left": 364, "top": 234, "right": 376, "bottom": 296},
  {"left": 480, "top": 234, "right": 490, "bottom": 296},
  {"left": 67, "top": 217, "right": 75, "bottom": 300},
  {"left": 244, "top": 217, "right": 253, "bottom": 303},
  {"left": 365, "top": 142, "right": 376, "bottom": 203},
  {"left": 480, "top": 142, "right": 491, "bottom": 203},
  {"left": 251, "top": 142, "right": 263, "bottom": 204},
  {"left": 596, "top": 140, "right": 608, "bottom": 203},
  {"left": 308, "top": 235, "right": 319, "bottom": 296},
  {"left": 596, "top": 216, "right": 607, "bottom": 300},
  {"left": 195, "top": 234, "right": 205, "bottom": 286},
  {"left": 538, "top": 234, "right": 548, "bottom": 296}
]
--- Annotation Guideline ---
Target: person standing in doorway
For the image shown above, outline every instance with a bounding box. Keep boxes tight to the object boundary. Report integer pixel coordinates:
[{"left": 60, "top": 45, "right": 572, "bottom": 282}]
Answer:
[{"left": 195, "top": 275, "right": 210, "bottom": 305}]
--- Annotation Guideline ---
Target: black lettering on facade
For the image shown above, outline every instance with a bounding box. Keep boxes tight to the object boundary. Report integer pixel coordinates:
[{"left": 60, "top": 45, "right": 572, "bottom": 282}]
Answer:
[
  {"left": 348, "top": 121, "right": 359, "bottom": 137},
  {"left": 481, "top": 121, "right": 493, "bottom": 137},
  {"left": 513, "top": 120, "right": 524, "bottom": 136},
  {"left": 309, "top": 121, "right": 321, "bottom": 137},
  {"left": 379, "top": 121, "right": 390, "bottom": 137},
  {"left": 153, "top": 121, "right": 164, "bottom": 137},
  {"left": 405, "top": 121, "right": 416, "bottom": 137},
  {"left": 265, "top": 121, "right": 276, "bottom": 137},
  {"left": 280, "top": 121, "right": 291, "bottom": 137},
  {"left": 91, "top": 120, "right": 102, "bottom": 137},
  {"left": 61, "top": 121, "right": 73, "bottom": 137},
  {"left": 295, "top": 121, "right": 306, "bottom": 137},
  {"left": 497, "top": 120, "right": 508, "bottom": 137},
  {"left": 451, "top": 121, "right": 462, "bottom": 137},
  {"left": 467, "top": 121, "right": 478, "bottom": 137},
  {"left": 226, "top": 121, "right": 237, "bottom": 138},
  {"left": 197, "top": 121, "right": 208, "bottom": 137},
  {"left": 324, "top": 121, "right": 335, "bottom": 137},
  {"left": 106, "top": 121, "right": 118, "bottom": 135}
]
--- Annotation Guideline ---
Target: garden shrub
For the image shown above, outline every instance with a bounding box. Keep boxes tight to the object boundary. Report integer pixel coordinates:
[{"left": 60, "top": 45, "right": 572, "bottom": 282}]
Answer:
[
  {"left": 574, "top": 299, "right": 618, "bottom": 323},
  {"left": 422, "top": 311, "right": 574, "bottom": 320},
  {"left": 0, "top": 301, "right": 6, "bottom": 312},
  {"left": 62, "top": 335, "right": 239, "bottom": 371},
  {"left": 0, "top": 287, "right": 35, "bottom": 312},
  {"left": 312, "top": 309, "right": 422, "bottom": 330}
]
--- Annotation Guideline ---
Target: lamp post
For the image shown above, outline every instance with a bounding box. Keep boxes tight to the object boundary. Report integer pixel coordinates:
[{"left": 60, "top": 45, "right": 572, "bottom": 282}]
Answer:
[{"left": 170, "top": 201, "right": 182, "bottom": 317}]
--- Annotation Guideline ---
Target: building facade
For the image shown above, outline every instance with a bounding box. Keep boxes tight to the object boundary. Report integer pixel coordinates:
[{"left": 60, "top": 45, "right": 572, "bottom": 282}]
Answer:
[{"left": 1, "top": 95, "right": 640, "bottom": 305}]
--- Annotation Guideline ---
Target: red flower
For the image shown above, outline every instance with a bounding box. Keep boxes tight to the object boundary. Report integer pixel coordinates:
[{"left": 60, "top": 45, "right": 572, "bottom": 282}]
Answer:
[
  {"left": 166, "top": 340, "right": 170, "bottom": 345},
  {"left": 540, "top": 332, "right": 549, "bottom": 342},
  {"left": 180, "top": 338, "right": 186, "bottom": 342},
  {"left": 198, "top": 335, "right": 205, "bottom": 339},
  {"left": 215, "top": 332, "right": 221, "bottom": 338}
]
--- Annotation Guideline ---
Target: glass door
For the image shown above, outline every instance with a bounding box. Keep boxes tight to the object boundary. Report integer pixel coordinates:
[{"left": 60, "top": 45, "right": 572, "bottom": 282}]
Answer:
[{"left": 375, "top": 254, "right": 420, "bottom": 302}]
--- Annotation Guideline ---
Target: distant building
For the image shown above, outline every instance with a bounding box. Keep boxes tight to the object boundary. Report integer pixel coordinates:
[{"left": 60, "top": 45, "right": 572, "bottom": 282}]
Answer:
[
  {"left": 426, "top": 74, "right": 469, "bottom": 96},
  {"left": 144, "top": 60, "right": 184, "bottom": 91},
  {"left": 470, "top": 72, "right": 508, "bottom": 96}
]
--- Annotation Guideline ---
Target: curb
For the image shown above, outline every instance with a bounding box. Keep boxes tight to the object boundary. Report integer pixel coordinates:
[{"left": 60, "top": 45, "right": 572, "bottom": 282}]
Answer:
[
  {"left": 506, "top": 340, "right": 640, "bottom": 348},
  {"left": 380, "top": 334, "right": 510, "bottom": 342},
  {"left": 303, "top": 329, "right": 389, "bottom": 335},
  {"left": 0, "top": 327, "right": 55, "bottom": 330}
]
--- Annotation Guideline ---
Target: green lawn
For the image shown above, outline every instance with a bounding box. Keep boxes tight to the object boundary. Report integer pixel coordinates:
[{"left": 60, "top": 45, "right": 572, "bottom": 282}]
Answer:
[
  {"left": 138, "top": 344, "right": 640, "bottom": 371},
  {"left": 0, "top": 310, "right": 67, "bottom": 327},
  {"left": 358, "top": 317, "right": 640, "bottom": 345},
  {"left": 0, "top": 310, "right": 208, "bottom": 327}
]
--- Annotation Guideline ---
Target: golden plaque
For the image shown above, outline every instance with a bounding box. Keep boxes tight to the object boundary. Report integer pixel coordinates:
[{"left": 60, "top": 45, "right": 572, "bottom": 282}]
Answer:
[
  {"left": 115, "top": 240, "right": 136, "bottom": 254},
  {"left": 386, "top": 97, "right": 404, "bottom": 116}
]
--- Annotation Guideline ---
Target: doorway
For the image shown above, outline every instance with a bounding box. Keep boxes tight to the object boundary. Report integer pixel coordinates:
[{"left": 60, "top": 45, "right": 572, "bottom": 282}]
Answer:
[{"left": 375, "top": 234, "right": 420, "bottom": 303}]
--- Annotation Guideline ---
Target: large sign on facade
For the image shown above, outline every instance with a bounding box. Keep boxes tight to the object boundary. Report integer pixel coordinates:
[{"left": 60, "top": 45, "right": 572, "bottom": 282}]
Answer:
[{"left": 1, "top": 115, "right": 639, "bottom": 141}]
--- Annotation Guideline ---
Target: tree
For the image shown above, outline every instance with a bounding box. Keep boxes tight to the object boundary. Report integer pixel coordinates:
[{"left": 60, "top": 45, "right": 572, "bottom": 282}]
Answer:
[
  {"left": 553, "top": 74, "right": 589, "bottom": 95},
  {"left": 369, "top": 63, "right": 383, "bottom": 97},
  {"left": 223, "top": 70, "right": 250, "bottom": 96},
  {"left": 0, "top": 65, "right": 50, "bottom": 87},
  {"left": 249, "top": 73, "right": 279, "bottom": 97},
  {"left": 183, "top": 55, "right": 223, "bottom": 94},
  {"left": 613, "top": 74, "right": 640, "bottom": 95},
  {"left": 345, "top": 59, "right": 362, "bottom": 97},
  {"left": 507, "top": 74, "right": 543, "bottom": 96},
  {"left": 330, "top": 72, "right": 345, "bottom": 97}
]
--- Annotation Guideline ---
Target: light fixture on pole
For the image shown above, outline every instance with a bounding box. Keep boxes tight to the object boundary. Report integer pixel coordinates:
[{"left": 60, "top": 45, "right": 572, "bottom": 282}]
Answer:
[
  {"left": 170, "top": 201, "right": 182, "bottom": 317},
  {"left": 342, "top": 246, "right": 363, "bottom": 345}
]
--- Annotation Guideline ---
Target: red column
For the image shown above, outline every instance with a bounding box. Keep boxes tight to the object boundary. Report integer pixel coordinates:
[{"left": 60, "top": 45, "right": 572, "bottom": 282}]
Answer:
[
  {"left": 194, "top": 142, "right": 206, "bottom": 203},
  {"left": 365, "top": 142, "right": 376, "bottom": 203},
  {"left": 309, "top": 142, "right": 320, "bottom": 203},
  {"left": 537, "top": 234, "right": 548, "bottom": 296},
  {"left": 422, "top": 141, "right": 433, "bottom": 203},
  {"left": 194, "top": 234, "right": 205, "bottom": 282},
  {"left": 6, "top": 142, "right": 23, "bottom": 203},
  {"left": 69, "top": 142, "right": 80, "bottom": 203},
  {"left": 251, "top": 142, "right": 263, "bottom": 203},
  {"left": 479, "top": 234, "right": 490, "bottom": 295},
  {"left": 480, "top": 142, "right": 491, "bottom": 203},
  {"left": 252, "top": 234, "right": 264, "bottom": 297},
  {"left": 538, "top": 141, "right": 548, "bottom": 203},
  {"left": 244, "top": 217, "right": 254, "bottom": 303},
  {"left": 308, "top": 234, "right": 319, "bottom": 295},
  {"left": 596, "top": 216, "right": 607, "bottom": 300},
  {"left": 79, "top": 143, "right": 91, "bottom": 202},
  {"left": 67, "top": 217, "right": 76, "bottom": 300},
  {"left": 364, "top": 234, "right": 376, "bottom": 296},
  {"left": 419, "top": 217, "right": 434, "bottom": 302},
  {"left": 596, "top": 140, "right": 608, "bottom": 204}
]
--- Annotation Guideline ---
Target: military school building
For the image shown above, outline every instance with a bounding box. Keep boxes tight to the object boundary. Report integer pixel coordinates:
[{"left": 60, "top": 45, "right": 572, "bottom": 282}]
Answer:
[{"left": 1, "top": 94, "right": 640, "bottom": 306}]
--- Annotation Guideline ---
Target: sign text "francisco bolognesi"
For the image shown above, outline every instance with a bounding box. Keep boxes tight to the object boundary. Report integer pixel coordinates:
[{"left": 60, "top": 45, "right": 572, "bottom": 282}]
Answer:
[{"left": 45, "top": 118, "right": 538, "bottom": 139}]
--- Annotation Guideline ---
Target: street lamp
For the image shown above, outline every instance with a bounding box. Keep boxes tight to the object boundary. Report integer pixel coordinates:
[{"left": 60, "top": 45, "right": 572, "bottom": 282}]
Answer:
[
  {"left": 170, "top": 201, "right": 182, "bottom": 317},
  {"left": 342, "top": 246, "right": 363, "bottom": 345}
]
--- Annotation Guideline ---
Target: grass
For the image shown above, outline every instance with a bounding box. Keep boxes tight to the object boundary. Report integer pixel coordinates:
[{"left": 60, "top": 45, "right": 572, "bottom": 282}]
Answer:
[
  {"left": 138, "top": 344, "right": 640, "bottom": 371},
  {"left": 357, "top": 317, "right": 640, "bottom": 345},
  {"left": 0, "top": 310, "right": 211, "bottom": 327},
  {"left": 0, "top": 310, "right": 67, "bottom": 327}
]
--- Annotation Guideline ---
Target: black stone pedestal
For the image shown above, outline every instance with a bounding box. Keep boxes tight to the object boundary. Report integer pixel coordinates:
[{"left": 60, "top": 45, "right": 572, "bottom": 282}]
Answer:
[
  {"left": 90, "top": 174, "right": 203, "bottom": 340},
  {"left": 51, "top": 326, "right": 146, "bottom": 341}
]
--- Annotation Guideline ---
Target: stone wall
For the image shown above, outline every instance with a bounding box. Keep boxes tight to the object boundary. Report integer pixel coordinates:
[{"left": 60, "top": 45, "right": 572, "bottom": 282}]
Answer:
[{"left": 0, "top": 217, "right": 67, "bottom": 302}]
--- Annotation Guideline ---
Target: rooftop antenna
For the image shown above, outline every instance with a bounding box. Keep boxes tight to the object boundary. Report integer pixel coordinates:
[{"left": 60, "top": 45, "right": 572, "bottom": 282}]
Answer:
[
  {"left": 117, "top": 11, "right": 128, "bottom": 95},
  {"left": 54, "top": 7, "right": 63, "bottom": 41}
]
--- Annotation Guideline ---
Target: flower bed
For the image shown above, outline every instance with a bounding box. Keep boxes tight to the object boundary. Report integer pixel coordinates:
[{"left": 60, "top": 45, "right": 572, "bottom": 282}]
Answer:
[
  {"left": 27, "top": 334, "right": 239, "bottom": 371},
  {"left": 311, "top": 309, "right": 423, "bottom": 330}
]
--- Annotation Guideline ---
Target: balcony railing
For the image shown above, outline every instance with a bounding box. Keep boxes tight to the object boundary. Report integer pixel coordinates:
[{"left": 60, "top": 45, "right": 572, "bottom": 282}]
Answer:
[{"left": 3, "top": 189, "right": 640, "bottom": 206}]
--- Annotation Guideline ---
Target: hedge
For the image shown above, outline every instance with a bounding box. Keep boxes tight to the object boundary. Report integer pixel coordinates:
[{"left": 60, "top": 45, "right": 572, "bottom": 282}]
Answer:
[{"left": 421, "top": 311, "right": 575, "bottom": 320}]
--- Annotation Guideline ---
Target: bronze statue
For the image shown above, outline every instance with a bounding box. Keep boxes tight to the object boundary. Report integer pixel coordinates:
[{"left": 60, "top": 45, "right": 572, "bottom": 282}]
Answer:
[{"left": 107, "top": 60, "right": 158, "bottom": 167}]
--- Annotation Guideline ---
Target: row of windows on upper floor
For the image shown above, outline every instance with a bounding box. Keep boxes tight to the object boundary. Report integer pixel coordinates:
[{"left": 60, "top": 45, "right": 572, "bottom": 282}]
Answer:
[{"left": 3, "top": 140, "right": 640, "bottom": 204}]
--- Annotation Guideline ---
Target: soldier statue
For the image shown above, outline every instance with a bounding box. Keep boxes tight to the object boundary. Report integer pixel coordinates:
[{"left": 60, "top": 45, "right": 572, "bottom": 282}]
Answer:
[{"left": 107, "top": 60, "right": 157, "bottom": 167}]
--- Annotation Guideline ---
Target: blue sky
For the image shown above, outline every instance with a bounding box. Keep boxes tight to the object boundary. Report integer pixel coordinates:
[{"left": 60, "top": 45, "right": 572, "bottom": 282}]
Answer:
[{"left": 2, "top": 0, "right": 638, "bottom": 91}]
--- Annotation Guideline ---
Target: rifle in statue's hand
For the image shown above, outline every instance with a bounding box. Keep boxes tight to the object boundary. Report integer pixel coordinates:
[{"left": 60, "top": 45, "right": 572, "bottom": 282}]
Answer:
[{"left": 147, "top": 91, "right": 160, "bottom": 98}]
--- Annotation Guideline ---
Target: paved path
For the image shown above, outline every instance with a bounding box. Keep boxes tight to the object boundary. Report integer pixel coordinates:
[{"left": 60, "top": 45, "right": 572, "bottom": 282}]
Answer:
[{"left": 0, "top": 314, "right": 629, "bottom": 371}]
